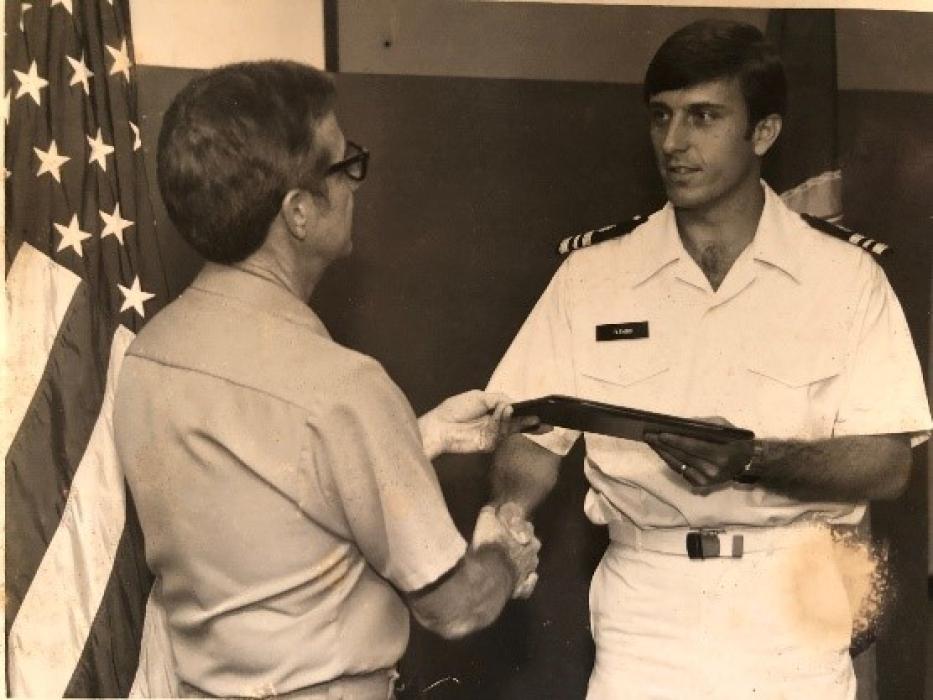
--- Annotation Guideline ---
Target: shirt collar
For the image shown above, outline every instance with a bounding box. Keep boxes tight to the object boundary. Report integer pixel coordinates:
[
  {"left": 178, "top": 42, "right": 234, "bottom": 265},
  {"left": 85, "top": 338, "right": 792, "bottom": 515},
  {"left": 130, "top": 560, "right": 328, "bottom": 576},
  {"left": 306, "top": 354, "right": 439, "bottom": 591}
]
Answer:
[
  {"left": 632, "top": 181, "right": 803, "bottom": 287},
  {"left": 629, "top": 205, "right": 683, "bottom": 286},
  {"left": 748, "top": 181, "right": 804, "bottom": 284},
  {"left": 189, "top": 262, "right": 330, "bottom": 337}
]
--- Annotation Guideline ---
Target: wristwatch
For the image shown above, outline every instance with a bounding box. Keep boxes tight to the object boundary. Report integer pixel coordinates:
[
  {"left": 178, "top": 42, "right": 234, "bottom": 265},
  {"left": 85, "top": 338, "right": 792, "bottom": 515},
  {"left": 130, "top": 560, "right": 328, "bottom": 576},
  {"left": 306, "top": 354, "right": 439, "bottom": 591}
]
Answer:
[{"left": 734, "top": 441, "right": 765, "bottom": 484}]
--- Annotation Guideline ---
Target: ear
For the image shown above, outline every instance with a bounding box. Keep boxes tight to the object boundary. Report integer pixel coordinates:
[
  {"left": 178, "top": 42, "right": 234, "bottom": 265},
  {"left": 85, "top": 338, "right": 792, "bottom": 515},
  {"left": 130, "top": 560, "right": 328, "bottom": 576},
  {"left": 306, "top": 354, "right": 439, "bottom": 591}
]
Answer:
[
  {"left": 280, "top": 189, "right": 318, "bottom": 242},
  {"left": 751, "top": 114, "right": 782, "bottom": 157}
]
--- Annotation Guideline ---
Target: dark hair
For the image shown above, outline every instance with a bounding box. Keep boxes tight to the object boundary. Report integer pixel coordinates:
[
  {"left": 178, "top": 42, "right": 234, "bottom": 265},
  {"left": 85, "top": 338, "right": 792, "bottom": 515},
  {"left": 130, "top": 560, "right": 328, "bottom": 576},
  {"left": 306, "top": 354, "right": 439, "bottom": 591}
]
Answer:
[
  {"left": 157, "top": 60, "right": 337, "bottom": 263},
  {"left": 643, "top": 19, "right": 786, "bottom": 129}
]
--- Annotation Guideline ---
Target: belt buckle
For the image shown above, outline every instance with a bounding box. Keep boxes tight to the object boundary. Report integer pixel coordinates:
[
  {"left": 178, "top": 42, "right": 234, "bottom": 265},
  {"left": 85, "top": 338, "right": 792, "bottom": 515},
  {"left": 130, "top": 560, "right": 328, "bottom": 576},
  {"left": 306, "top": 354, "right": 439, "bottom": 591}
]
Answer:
[
  {"left": 686, "top": 529, "right": 744, "bottom": 559},
  {"left": 686, "top": 529, "right": 723, "bottom": 559}
]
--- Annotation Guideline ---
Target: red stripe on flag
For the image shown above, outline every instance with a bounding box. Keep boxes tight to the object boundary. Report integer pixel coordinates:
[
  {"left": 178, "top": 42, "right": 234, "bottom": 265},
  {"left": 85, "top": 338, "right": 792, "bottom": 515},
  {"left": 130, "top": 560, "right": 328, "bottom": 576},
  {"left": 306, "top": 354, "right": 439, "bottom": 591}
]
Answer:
[
  {"left": 5, "top": 280, "right": 108, "bottom": 630},
  {"left": 65, "top": 492, "right": 154, "bottom": 697}
]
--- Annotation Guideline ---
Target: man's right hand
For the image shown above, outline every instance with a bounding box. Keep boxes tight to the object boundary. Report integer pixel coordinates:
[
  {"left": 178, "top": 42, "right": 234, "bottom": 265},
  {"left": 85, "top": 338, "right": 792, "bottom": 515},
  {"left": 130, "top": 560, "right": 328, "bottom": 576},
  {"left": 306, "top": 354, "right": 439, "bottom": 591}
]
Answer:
[
  {"left": 407, "top": 504, "right": 539, "bottom": 639},
  {"left": 472, "top": 505, "right": 540, "bottom": 599},
  {"left": 417, "top": 390, "right": 543, "bottom": 460}
]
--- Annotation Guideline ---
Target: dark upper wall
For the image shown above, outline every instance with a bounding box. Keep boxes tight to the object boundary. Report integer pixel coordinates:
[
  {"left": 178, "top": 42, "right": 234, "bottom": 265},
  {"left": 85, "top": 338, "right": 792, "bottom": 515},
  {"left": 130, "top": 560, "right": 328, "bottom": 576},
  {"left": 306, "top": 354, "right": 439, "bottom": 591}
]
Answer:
[{"left": 837, "top": 10, "right": 933, "bottom": 92}]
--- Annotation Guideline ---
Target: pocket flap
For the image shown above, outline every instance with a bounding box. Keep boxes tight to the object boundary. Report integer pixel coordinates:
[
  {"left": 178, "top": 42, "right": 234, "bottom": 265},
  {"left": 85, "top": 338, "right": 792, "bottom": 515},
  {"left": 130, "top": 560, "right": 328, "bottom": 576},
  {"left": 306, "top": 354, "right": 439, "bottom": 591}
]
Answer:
[
  {"left": 580, "top": 341, "right": 670, "bottom": 387},
  {"left": 748, "top": 347, "right": 844, "bottom": 388}
]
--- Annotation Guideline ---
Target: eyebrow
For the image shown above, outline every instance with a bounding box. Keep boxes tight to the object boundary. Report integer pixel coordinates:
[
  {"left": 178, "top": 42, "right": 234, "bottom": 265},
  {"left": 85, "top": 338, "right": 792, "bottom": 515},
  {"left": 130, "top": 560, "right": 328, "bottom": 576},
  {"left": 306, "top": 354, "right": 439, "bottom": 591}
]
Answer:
[
  {"left": 687, "top": 102, "right": 728, "bottom": 111},
  {"left": 648, "top": 99, "right": 728, "bottom": 110}
]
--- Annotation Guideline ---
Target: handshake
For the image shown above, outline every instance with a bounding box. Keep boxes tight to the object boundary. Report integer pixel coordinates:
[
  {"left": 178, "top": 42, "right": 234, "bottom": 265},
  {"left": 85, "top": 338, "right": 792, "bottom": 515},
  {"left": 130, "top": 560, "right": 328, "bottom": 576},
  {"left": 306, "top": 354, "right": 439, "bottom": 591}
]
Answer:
[
  {"left": 472, "top": 502, "right": 541, "bottom": 599},
  {"left": 419, "top": 390, "right": 543, "bottom": 597},
  {"left": 406, "top": 390, "right": 544, "bottom": 640}
]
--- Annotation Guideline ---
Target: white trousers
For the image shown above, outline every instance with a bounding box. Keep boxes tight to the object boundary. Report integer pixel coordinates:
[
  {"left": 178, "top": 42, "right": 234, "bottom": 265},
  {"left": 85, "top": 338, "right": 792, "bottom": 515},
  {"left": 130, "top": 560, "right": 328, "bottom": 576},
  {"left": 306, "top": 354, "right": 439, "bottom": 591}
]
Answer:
[{"left": 586, "top": 526, "right": 856, "bottom": 700}]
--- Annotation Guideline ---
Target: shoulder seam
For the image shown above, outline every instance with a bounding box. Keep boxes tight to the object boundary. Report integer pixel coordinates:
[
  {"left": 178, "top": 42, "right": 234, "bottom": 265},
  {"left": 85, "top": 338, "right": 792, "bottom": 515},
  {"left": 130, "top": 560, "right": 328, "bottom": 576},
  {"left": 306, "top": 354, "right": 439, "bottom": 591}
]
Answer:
[{"left": 123, "top": 350, "right": 378, "bottom": 415}]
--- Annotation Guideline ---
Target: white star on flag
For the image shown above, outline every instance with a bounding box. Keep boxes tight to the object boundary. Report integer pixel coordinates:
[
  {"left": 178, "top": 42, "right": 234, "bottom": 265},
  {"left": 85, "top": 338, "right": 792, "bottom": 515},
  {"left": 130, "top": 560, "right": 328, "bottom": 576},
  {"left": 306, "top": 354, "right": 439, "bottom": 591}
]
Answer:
[
  {"left": 2, "top": 90, "right": 10, "bottom": 124},
  {"left": 14, "top": 60, "right": 49, "bottom": 106},
  {"left": 50, "top": 0, "right": 73, "bottom": 14},
  {"left": 106, "top": 39, "right": 132, "bottom": 81},
  {"left": 87, "top": 129, "right": 115, "bottom": 172},
  {"left": 66, "top": 55, "right": 93, "bottom": 94},
  {"left": 129, "top": 121, "right": 142, "bottom": 151},
  {"left": 19, "top": 3, "right": 31, "bottom": 31},
  {"left": 54, "top": 215, "right": 93, "bottom": 256},
  {"left": 99, "top": 204, "right": 134, "bottom": 244},
  {"left": 34, "top": 141, "right": 70, "bottom": 183},
  {"left": 118, "top": 276, "right": 155, "bottom": 317}
]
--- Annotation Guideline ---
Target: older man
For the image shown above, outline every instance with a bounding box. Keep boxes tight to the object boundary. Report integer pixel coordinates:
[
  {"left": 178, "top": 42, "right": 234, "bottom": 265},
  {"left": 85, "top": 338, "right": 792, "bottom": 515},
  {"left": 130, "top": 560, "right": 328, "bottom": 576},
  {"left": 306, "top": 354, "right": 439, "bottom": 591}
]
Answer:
[{"left": 114, "top": 61, "right": 538, "bottom": 699}]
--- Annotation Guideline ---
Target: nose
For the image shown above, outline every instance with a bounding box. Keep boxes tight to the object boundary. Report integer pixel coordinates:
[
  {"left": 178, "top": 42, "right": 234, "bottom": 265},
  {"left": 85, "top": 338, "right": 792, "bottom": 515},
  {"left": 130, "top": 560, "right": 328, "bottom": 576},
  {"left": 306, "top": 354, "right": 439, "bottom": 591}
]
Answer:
[{"left": 661, "top": 114, "right": 688, "bottom": 155}]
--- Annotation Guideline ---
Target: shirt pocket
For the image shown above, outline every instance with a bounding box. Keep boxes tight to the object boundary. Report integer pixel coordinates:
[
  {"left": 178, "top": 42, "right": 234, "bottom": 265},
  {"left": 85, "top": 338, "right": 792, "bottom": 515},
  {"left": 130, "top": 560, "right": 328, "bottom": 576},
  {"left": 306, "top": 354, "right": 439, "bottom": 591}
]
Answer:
[
  {"left": 745, "top": 343, "right": 845, "bottom": 439},
  {"left": 577, "top": 338, "right": 671, "bottom": 412}
]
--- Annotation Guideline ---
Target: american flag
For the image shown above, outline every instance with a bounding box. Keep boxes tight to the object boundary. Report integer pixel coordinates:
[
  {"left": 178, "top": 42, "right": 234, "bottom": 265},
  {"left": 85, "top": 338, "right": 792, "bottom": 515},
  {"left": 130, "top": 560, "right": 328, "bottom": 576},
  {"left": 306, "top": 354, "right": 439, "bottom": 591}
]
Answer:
[{"left": 5, "top": 0, "right": 175, "bottom": 695}]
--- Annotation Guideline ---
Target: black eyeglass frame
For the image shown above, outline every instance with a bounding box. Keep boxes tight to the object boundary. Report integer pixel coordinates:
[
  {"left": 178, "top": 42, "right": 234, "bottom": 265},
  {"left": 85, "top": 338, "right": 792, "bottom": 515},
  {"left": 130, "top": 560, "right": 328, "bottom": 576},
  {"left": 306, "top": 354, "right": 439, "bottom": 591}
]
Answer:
[{"left": 325, "top": 140, "right": 369, "bottom": 182}]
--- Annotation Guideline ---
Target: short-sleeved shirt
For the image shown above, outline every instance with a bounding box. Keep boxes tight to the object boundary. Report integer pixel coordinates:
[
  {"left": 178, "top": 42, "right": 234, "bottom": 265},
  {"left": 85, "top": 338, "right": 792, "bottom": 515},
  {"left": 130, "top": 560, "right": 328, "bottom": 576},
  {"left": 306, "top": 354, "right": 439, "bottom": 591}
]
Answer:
[
  {"left": 114, "top": 264, "right": 467, "bottom": 697},
  {"left": 489, "top": 183, "right": 931, "bottom": 530}
]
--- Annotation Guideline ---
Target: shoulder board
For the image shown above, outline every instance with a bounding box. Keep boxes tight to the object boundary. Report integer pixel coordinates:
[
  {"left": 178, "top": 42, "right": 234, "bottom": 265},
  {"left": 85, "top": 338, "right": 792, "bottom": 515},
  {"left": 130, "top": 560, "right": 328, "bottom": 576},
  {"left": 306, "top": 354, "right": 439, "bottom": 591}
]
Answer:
[
  {"left": 556, "top": 214, "right": 648, "bottom": 256},
  {"left": 799, "top": 213, "right": 892, "bottom": 258}
]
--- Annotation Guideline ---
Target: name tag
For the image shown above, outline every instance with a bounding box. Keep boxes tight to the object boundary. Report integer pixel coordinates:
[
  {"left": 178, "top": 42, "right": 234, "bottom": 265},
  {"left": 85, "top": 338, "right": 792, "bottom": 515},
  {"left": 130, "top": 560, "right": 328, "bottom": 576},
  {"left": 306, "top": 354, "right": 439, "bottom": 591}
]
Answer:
[{"left": 595, "top": 321, "right": 649, "bottom": 342}]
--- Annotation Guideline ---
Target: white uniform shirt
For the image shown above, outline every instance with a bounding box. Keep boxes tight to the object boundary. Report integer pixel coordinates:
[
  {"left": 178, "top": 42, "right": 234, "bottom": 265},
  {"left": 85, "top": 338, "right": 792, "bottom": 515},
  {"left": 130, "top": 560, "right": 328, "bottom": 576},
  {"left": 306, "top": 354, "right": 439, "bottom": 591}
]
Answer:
[{"left": 489, "top": 184, "right": 932, "bottom": 530}]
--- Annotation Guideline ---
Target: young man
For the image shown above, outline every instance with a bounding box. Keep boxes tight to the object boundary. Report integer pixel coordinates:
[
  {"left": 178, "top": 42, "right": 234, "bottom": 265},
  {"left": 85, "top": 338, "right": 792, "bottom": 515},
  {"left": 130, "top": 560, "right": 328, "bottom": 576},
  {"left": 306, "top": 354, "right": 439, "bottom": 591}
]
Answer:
[
  {"left": 487, "top": 19, "right": 931, "bottom": 699},
  {"left": 113, "top": 61, "right": 539, "bottom": 699}
]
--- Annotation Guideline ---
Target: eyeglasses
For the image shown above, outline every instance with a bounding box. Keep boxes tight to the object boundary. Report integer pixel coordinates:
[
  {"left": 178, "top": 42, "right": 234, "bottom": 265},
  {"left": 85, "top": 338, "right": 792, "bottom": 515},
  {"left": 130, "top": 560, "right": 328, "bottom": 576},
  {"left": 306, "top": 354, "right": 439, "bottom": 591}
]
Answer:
[{"left": 326, "top": 140, "right": 369, "bottom": 182}]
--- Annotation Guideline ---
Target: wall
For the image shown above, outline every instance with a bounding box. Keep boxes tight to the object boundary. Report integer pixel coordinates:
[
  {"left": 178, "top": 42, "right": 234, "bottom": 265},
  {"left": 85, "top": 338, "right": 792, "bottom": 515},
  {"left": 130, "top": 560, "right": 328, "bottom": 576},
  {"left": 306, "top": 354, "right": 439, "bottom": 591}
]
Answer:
[
  {"left": 129, "top": 0, "right": 325, "bottom": 69},
  {"left": 132, "top": 3, "right": 933, "bottom": 699},
  {"left": 338, "top": 2, "right": 767, "bottom": 82},
  {"left": 836, "top": 10, "right": 933, "bottom": 92},
  {"left": 836, "top": 89, "right": 932, "bottom": 699}
]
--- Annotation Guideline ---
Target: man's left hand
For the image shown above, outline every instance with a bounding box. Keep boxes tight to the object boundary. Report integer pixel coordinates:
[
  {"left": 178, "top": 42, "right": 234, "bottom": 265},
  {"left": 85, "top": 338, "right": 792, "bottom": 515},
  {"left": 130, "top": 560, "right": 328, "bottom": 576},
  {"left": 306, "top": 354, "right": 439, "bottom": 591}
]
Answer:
[{"left": 643, "top": 416, "right": 755, "bottom": 488}]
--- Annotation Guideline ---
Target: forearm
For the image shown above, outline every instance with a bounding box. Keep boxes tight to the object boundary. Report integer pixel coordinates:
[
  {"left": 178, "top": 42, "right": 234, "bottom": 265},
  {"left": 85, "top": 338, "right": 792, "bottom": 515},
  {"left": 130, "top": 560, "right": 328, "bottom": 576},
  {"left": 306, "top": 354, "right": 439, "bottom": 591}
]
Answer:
[
  {"left": 752, "top": 433, "right": 912, "bottom": 501},
  {"left": 491, "top": 434, "right": 562, "bottom": 516},
  {"left": 408, "top": 545, "right": 516, "bottom": 640}
]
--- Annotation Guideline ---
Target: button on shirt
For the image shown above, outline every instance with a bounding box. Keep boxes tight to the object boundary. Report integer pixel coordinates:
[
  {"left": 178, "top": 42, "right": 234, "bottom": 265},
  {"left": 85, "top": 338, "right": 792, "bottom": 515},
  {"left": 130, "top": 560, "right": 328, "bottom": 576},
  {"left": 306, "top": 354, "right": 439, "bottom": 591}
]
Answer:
[
  {"left": 489, "top": 184, "right": 931, "bottom": 530},
  {"left": 114, "top": 264, "right": 467, "bottom": 697}
]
